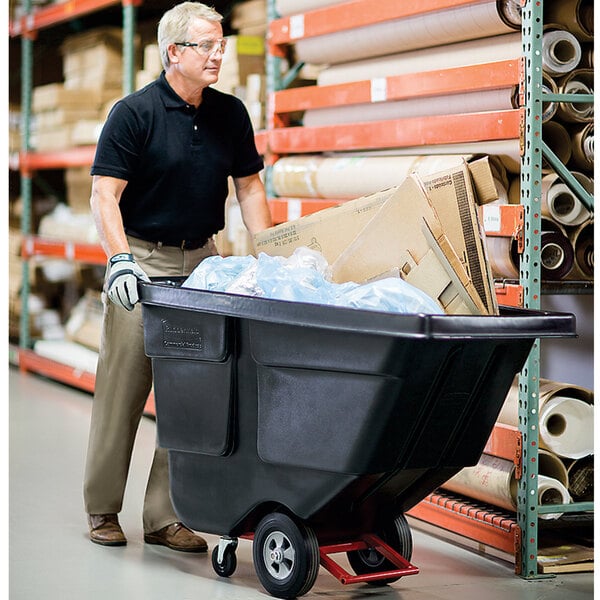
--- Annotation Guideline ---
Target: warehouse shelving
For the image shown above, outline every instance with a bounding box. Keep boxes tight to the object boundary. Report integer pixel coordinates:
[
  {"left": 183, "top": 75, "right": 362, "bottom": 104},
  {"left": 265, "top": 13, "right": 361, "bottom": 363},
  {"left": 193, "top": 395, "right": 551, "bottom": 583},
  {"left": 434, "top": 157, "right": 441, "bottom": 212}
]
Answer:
[{"left": 264, "top": 0, "right": 593, "bottom": 578}]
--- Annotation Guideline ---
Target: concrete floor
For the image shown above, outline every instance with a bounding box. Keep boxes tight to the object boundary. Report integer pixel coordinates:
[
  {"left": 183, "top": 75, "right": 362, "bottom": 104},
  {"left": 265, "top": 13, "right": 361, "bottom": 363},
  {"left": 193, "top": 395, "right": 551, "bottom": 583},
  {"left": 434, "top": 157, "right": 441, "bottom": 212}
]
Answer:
[{"left": 8, "top": 366, "right": 594, "bottom": 599}]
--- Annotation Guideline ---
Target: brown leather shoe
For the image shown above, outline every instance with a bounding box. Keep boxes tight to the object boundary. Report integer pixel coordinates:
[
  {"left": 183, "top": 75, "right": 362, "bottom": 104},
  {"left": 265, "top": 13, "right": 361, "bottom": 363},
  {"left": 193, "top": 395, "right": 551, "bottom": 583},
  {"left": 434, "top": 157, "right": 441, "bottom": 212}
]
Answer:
[
  {"left": 144, "top": 522, "right": 208, "bottom": 553},
  {"left": 88, "top": 514, "right": 127, "bottom": 546}
]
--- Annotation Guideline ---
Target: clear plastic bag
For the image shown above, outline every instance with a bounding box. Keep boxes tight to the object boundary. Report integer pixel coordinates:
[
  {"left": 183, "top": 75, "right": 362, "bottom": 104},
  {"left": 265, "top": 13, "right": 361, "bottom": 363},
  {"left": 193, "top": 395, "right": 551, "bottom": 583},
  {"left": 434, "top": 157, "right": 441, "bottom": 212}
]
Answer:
[{"left": 183, "top": 247, "right": 442, "bottom": 314}]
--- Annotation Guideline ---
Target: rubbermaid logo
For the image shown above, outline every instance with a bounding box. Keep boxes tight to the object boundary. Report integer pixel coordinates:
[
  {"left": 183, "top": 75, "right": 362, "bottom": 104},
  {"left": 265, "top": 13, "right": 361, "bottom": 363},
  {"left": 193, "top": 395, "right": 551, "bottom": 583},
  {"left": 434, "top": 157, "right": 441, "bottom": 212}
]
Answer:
[{"left": 161, "top": 320, "right": 202, "bottom": 350}]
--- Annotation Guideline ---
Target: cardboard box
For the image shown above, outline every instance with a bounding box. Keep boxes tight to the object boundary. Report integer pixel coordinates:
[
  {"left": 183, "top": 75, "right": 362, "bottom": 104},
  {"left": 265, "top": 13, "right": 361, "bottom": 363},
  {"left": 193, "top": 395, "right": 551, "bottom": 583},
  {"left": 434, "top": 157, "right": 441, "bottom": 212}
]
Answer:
[
  {"left": 254, "top": 187, "right": 397, "bottom": 262},
  {"left": 330, "top": 175, "right": 487, "bottom": 315},
  {"left": 420, "top": 160, "right": 498, "bottom": 314},
  {"left": 255, "top": 158, "right": 499, "bottom": 315}
]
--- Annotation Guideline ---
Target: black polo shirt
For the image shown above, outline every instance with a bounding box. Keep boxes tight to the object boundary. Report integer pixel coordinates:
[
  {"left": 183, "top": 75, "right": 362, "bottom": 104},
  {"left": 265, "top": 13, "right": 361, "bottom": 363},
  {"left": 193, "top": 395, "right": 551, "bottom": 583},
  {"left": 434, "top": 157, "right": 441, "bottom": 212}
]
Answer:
[{"left": 91, "top": 72, "right": 264, "bottom": 241}]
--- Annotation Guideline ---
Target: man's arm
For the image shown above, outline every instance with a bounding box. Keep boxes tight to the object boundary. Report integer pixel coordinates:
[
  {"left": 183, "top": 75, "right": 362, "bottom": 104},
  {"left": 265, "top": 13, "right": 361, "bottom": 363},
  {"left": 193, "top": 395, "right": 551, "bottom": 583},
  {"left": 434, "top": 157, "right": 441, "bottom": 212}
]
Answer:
[
  {"left": 233, "top": 172, "right": 273, "bottom": 237},
  {"left": 90, "top": 174, "right": 130, "bottom": 258}
]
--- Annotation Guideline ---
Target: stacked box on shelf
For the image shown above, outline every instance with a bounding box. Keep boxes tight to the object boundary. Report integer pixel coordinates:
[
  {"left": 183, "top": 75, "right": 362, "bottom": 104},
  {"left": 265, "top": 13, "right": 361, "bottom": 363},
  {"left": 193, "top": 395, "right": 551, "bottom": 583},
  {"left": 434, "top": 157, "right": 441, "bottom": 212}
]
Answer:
[
  {"left": 31, "top": 27, "right": 127, "bottom": 151},
  {"left": 232, "top": 0, "right": 267, "bottom": 36}
]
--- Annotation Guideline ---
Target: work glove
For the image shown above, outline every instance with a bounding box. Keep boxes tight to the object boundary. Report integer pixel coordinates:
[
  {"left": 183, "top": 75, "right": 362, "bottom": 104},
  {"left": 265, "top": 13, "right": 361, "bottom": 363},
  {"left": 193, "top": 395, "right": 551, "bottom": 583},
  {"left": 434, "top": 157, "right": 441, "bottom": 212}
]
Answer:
[{"left": 106, "top": 252, "right": 150, "bottom": 311}]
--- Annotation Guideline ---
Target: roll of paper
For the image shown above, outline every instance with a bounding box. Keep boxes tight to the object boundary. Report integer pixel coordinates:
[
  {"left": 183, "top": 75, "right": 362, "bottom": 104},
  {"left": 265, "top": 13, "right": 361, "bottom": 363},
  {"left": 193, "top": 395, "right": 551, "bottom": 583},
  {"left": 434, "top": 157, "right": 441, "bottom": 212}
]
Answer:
[
  {"left": 295, "top": 2, "right": 519, "bottom": 65},
  {"left": 302, "top": 88, "right": 517, "bottom": 128},
  {"left": 542, "top": 29, "right": 583, "bottom": 76},
  {"left": 569, "top": 122, "right": 594, "bottom": 171},
  {"left": 544, "top": 0, "right": 594, "bottom": 42},
  {"left": 541, "top": 172, "right": 593, "bottom": 226},
  {"left": 317, "top": 33, "right": 523, "bottom": 86},
  {"left": 569, "top": 218, "right": 594, "bottom": 279},
  {"left": 497, "top": 380, "right": 594, "bottom": 459},
  {"left": 541, "top": 73, "right": 559, "bottom": 123},
  {"left": 538, "top": 449, "right": 570, "bottom": 488},
  {"left": 272, "top": 154, "right": 472, "bottom": 199},
  {"left": 565, "top": 455, "right": 594, "bottom": 501},
  {"left": 540, "top": 229, "right": 575, "bottom": 280},
  {"left": 543, "top": 120, "right": 573, "bottom": 166},
  {"left": 556, "top": 69, "right": 594, "bottom": 123},
  {"left": 442, "top": 454, "right": 571, "bottom": 519},
  {"left": 275, "top": 0, "right": 342, "bottom": 17}
]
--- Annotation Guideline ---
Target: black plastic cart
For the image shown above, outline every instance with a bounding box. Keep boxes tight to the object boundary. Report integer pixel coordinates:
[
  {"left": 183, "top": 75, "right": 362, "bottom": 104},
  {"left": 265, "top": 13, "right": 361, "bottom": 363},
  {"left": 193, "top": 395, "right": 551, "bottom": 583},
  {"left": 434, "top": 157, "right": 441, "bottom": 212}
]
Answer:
[{"left": 139, "top": 279, "right": 576, "bottom": 599}]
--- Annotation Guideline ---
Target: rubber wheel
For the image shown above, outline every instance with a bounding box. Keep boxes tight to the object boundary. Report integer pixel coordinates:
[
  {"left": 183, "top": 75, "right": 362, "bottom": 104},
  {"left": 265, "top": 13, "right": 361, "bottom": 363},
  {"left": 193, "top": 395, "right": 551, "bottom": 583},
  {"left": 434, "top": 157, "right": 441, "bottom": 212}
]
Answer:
[
  {"left": 252, "top": 513, "right": 320, "bottom": 599},
  {"left": 347, "top": 514, "right": 413, "bottom": 586},
  {"left": 211, "top": 545, "right": 237, "bottom": 578}
]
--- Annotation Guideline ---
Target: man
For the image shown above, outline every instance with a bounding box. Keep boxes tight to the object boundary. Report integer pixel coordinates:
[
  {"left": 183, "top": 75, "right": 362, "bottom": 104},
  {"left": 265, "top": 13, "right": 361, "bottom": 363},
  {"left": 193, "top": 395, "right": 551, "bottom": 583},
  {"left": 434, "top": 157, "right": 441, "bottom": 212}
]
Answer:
[{"left": 83, "top": 1, "right": 272, "bottom": 551}]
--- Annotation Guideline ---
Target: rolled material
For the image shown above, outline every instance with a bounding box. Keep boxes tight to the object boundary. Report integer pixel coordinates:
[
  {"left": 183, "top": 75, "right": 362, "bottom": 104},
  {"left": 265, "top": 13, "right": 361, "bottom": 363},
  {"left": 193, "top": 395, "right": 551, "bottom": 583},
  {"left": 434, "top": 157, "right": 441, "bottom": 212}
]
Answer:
[
  {"left": 542, "top": 29, "right": 582, "bottom": 76},
  {"left": 302, "top": 88, "right": 517, "bottom": 128},
  {"left": 542, "top": 120, "right": 573, "bottom": 166},
  {"left": 541, "top": 172, "right": 593, "bottom": 227},
  {"left": 275, "top": 0, "right": 342, "bottom": 17},
  {"left": 569, "top": 122, "right": 594, "bottom": 171},
  {"left": 569, "top": 218, "right": 594, "bottom": 279},
  {"left": 556, "top": 69, "right": 594, "bottom": 123},
  {"left": 541, "top": 73, "right": 559, "bottom": 123},
  {"left": 441, "top": 454, "right": 571, "bottom": 519},
  {"left": 538, "top": 449, "right": 569, "bottom": 489},
  {"left": 317, "top": 33, "right": 523, "bottom": 86},
  {"left": 565, "top": 455, "right": 594, "bottom": 501},
  {"left": 497, "top": 379, "right": 594, "bottom": 459},
  {"left": 295, "top": 2, "right": 519, "bottom": 66},
  {"left": 544, "top": 0, "right": 594, "bottom": 42},
  {"left": 539, "top": 229, "right": 575, "bottom": 280},
  {"left": 271, "top": 154, "right": 471, "bottom": 199}
]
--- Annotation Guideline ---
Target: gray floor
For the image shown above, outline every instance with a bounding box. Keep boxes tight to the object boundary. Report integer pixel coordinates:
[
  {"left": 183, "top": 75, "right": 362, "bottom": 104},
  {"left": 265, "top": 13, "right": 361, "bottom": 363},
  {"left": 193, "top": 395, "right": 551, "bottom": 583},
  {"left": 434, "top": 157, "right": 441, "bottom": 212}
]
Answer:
[{"left": 8, "top": 366, "right": 594, "bottom": 599}]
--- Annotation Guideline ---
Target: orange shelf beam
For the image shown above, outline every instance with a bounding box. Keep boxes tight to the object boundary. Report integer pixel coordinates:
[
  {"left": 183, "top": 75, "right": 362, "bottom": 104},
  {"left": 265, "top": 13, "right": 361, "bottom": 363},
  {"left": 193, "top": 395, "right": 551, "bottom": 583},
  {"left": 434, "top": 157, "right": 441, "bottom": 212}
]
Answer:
[
  {"left": 10, "top": 0, "right": 124, "bottom": 36},
  {"left": 18, "top": 146, "right": 97, "bottom": 173},
  {"left": 273, "top": 60, "right": 521, "bottom": 114},
  {"left": 495, "top": 282, "right": 524, "bottom": 308},
  {"left": 407, "top": 492, "right": 520, "bottom": 560},
  {"left": 21, "top": 236, "right": 107, "bottom": 265},
  {"left": 269, "top": 0, "right": 487, "bottom": 45},
  {"left": 480, "top": 204, "right": 524, "bottom": 252},
  {"left": 268, "top": 110, "right": 521, "bottom": 154},
  {"left": 15, "top": 347, "right": 156, "bottom": 416},
  {"left": 268, "top": 197, "right": 343, "bottom": 223},
  {"left": 484, "top": 423, "right": 522, "bottom": 475}
]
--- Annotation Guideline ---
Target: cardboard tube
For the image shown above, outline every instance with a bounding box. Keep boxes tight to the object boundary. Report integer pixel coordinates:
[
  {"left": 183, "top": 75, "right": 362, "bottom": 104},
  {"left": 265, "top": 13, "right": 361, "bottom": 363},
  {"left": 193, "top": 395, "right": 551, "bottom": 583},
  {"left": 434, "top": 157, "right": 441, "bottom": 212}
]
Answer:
[
  {"left": 544, "top": 0, "right": 594, "bottom": 42},
  {"left": 497, "top": 379, "right": 594, "bottom": 459},
  {"left": 565, "top": 455, "right": 594, "bottom": 501},
  {"left": 537, "top": 475, "right": 571, "bottom": 520},
  {"left": 541, "top": 171, "right": 593, "bottom": 226},
  {"left": 569, "top": 122, "right": 594, "bottom": 171},
  {"left": 542, "top": 29, "right": 582, "bottom": 76},
  {"left": 541, "top": 73, "right": 559, "bottom": 123},
  {"left": 540, "top": 230, "right": 575, "bottom": 280},
  {"left": 318, "top": 33, "right": 523, "bottom": 86},
  {"left": 570, "top": 218, "right": 594, "bottom": 279},
  {"left": 556, "top": 69, "right": 594, "bottom": 123},
  {"left": 542, "top": 121, "right": 573, "bottom": 166},
  {"left": 538, "top": 449, "right": 569, "bottom": 488},
  {"left": 295, "top": 2, "right": 519, "bottom": 65},
  {"left": 302, "top": 88, "right": 517, "bottom": 128},
  {"left": 442, "top": 454, "right": 571, "bottom": 519}
]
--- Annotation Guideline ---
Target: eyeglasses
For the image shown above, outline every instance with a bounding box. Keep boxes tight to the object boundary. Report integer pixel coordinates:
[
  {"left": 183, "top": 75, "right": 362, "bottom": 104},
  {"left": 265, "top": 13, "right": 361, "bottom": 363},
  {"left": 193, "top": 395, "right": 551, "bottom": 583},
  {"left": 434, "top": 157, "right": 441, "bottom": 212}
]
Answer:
[{"left": 175, "top": 38, "right": 228, "bottom": 56}]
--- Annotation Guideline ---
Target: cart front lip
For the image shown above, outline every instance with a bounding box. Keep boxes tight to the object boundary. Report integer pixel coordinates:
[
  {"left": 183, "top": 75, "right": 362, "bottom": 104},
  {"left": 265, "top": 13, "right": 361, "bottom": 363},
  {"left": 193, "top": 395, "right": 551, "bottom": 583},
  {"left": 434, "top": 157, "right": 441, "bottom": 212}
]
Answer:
[{"left": 138, "top": 279, "right": 577, "bottom": 340}]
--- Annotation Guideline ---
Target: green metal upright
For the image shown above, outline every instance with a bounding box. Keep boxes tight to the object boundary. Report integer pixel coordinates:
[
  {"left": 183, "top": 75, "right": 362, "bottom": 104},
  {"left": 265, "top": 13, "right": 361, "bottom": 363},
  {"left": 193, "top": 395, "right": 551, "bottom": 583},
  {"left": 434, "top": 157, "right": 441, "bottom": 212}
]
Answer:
[
  {"left": 518, "top": 0, "right": 545, "bottom": 579},
  {"left": 19, "top": 0, "right": 33, "bottom": 350},
  {"left": 122, "top": 0, "right": 137, "bottom": 95}
]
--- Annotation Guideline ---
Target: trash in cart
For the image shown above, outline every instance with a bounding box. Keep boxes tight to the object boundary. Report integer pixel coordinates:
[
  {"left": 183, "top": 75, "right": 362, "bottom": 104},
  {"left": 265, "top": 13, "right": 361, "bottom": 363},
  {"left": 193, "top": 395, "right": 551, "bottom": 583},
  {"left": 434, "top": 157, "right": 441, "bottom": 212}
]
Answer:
[{"left": 140, "top": 278, "right": 575, "bottom": 599}]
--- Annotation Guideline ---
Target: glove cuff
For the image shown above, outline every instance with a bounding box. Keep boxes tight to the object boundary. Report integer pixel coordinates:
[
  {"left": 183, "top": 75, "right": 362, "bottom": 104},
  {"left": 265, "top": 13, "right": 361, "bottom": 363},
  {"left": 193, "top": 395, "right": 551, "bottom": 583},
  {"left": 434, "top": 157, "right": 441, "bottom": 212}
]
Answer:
[{"left": 109, "top": 252, "right": 134, "bottom": 265}]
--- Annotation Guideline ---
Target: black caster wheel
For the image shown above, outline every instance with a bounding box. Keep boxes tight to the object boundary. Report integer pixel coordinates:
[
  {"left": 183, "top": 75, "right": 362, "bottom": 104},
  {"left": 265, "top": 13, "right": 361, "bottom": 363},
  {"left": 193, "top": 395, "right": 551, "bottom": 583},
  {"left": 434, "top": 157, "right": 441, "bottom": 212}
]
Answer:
[
  {"left": 253, "top": 512, "right": 320, "bottom": 599},
  {"left": 212, "top": 544, "right": 237, "bottom": 578},
  {"left": 347, "top": 514, "right": 413, "bottom": 586}
]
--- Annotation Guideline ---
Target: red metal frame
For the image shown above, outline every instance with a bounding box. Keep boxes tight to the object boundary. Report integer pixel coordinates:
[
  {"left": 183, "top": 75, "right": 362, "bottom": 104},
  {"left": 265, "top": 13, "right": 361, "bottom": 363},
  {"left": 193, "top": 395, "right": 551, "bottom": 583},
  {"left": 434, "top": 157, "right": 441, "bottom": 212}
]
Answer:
[
  {"left": 273, "top": 60, "right": 520, "bottom": 114},
  {"left": 495, "top": 283, "right": 524, "bottom": 308},
  {"left": 21, "top": 236, "right": 107, "bottom": 266},
  {"left": 480, "top": 204, "right": 525, "bottom": 253},
  {"left": 269, "top": 110, "right": 522, "bottom": 154},
  {"left": 408, "top": 493, "right": 521, "bottom": 560},
  {"left": 269, "top": 0, "right": 488, "bottom": 47},
  {"left": 319, "top": 534, "right": 419, "bottom": 585}
]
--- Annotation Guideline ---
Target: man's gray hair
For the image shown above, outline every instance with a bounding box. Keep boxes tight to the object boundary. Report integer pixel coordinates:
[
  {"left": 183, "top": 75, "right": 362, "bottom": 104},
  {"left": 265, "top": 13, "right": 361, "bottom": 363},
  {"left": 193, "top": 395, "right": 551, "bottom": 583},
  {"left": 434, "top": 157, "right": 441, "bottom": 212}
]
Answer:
[{"left": 158, "top": 2, "right": 223, "bottom": 69}]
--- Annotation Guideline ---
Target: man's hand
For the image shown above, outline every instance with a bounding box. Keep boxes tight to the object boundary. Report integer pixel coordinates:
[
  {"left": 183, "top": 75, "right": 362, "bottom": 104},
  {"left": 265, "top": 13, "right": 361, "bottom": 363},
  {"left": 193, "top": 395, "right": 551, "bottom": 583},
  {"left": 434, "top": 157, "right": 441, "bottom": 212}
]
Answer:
[{"left": 107, "top": 253, "right": 150, "bottom": 311}]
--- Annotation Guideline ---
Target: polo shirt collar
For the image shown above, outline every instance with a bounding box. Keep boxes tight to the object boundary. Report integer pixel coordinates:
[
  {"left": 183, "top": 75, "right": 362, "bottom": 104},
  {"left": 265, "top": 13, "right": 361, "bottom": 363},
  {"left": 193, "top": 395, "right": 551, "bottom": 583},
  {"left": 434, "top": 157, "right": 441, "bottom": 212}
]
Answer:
[{"left": 157, "top": 71, "right": 215, "bottom": 110}]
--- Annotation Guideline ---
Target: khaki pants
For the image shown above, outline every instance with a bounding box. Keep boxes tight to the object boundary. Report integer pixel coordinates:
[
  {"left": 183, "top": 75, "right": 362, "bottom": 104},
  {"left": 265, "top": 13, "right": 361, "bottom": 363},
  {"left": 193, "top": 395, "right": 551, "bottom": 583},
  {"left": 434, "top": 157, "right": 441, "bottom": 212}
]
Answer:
[{"left": 83, "top": 235, "right": 218, "bottom": 533}]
